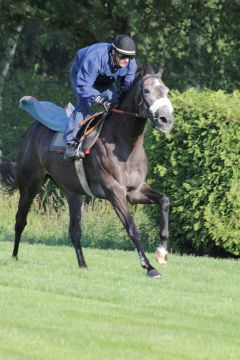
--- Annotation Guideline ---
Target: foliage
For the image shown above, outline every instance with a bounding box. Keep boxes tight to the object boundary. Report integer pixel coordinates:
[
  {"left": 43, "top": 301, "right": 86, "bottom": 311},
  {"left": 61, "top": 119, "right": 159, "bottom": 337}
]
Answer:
[
  {"left": 0, "top": 241, "right": 239, "bottom": 359},
  {"left": 1, "top": 0, "right": 240, "bottom": 91},
  {"left": 132, "top": 0, "right": 240, "bottom": 91},
  {"left": 145, "top": 89, "right": 240, "bottom": 256}
]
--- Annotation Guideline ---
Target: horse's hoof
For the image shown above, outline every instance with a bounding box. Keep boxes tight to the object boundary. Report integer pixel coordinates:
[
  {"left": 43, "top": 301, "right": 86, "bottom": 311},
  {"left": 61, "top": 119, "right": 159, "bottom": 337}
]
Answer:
[
  {"left": 147, "top": 269, "right": 161, "bottom": 279},
  {"left": 155, "top": 247, "right": 168, "bottom": 265}
]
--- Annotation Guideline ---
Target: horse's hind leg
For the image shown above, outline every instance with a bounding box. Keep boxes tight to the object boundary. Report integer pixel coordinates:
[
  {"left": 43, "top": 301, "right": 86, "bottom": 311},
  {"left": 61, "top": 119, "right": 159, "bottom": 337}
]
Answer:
[
  {"left": 127, "top": 182, "right": 170, "bottom": 265},
  {"left": 13, "top": 175, "right": 44, "bottom": 259},
  {"left": 66, "top": 192, "right": 86, "bottom": 268}
]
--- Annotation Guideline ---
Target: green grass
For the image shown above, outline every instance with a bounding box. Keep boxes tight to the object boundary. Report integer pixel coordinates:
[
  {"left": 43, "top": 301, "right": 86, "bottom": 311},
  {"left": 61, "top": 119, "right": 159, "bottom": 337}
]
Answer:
[{"left": 0, "top": 241, "right": 239, "bottom": 360}]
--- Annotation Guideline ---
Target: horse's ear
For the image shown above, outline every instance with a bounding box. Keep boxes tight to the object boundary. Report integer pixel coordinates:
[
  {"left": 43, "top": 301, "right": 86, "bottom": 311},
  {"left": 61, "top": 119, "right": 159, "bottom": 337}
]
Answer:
[
  {"left": 141, "top": 63, "right": 154, "bottom": 76},
  {"left": 157, "top": 67, "right": 164, "bottom": 78}
]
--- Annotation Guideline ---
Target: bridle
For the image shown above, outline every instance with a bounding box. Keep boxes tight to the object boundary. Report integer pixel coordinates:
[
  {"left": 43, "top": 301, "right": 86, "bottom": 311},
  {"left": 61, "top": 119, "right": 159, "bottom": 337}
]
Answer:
[
  {"left": 137, "top": 75, "right": 161, "bottom": 125},
  {"left": 112, "top": 75, "right": 161, "bottom": 123},
  {"left": 78, "top": 75, "right": 168, "bottom": 129}
]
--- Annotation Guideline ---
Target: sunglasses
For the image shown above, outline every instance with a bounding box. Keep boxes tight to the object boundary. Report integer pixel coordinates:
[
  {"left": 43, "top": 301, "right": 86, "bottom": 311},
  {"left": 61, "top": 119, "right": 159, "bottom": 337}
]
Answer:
[{"left": 116, "top": 52, "right": 134, "bottom": 60}]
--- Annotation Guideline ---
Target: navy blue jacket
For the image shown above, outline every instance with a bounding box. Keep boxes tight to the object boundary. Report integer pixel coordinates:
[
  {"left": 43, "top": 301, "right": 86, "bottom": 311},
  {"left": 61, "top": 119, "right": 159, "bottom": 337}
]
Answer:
[{"left": 72, "top": 43, "right": 137, "bottom": 105}]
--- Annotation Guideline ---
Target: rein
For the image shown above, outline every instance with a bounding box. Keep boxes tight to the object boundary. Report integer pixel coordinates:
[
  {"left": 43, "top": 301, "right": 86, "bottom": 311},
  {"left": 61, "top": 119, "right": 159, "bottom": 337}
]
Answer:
[
  {"left": 77, "top": 105, "right": 142, "bottom": 129},
  {"left": 78, "top": 111, "right": 105, "bottom": 127},
  {"left": 77, "top": 75, "right": 159, "bottom": 127},
  {"left": 111, "top": 108, "right": 142, "bottom": 118}
]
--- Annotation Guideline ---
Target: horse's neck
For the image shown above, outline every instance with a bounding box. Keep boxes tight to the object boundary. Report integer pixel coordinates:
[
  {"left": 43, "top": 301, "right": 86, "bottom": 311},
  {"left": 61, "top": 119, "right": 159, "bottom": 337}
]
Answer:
[
  {"left": 114, "top": 83, "right": 147, "bottom": 144},
  {"left": 120, "top": 81, "right": 139, "bottom": 115}
]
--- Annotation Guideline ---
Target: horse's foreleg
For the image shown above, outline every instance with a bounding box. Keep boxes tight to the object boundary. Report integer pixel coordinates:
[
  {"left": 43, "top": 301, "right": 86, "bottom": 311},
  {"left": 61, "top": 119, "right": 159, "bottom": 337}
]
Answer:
[
  {"left": 66, "top": 192, "right": 86, "bottom": 268},
  {"left": 127, "top": 183, "right": 170, "bottom": 265},
  {"left": 107, "top": 186, "right": 161, "bottom": 278}
]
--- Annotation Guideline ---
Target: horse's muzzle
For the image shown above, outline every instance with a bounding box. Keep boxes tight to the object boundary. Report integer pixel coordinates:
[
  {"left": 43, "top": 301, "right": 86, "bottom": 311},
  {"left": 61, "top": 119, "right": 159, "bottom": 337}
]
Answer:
[{"left": 153, "top": 105, "right": 174, "bottom": 133}]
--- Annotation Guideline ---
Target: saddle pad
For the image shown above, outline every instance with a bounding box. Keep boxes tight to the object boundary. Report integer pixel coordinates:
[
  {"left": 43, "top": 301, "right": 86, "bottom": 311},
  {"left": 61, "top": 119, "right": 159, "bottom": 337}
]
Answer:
[
  {"left": 49, "top": 118, "right": 105, "bottom": 153},
  {"left": 49, "top": 132, "right": 66, "bottom": 152},
  {"left": 19, "top": 96, "right": 73, "bottom": 132}
]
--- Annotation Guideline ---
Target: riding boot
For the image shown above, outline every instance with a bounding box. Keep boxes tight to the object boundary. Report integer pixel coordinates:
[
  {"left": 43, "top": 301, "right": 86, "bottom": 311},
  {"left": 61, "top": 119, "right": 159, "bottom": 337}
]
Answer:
[{"left": 64, "top": 143, "right": 77, "bottom": 160}]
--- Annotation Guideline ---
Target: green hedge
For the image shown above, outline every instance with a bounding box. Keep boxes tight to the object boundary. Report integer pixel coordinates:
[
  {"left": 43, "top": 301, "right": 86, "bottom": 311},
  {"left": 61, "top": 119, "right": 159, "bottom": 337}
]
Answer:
[{"left": 146, "top": 89, "right": 240, "bottom": 256}]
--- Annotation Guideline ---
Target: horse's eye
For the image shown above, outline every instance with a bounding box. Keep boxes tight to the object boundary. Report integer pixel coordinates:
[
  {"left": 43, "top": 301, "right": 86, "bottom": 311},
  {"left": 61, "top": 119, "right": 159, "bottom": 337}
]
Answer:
[{"left": 144, "top": 89, "right": 150, "bottom": 94}]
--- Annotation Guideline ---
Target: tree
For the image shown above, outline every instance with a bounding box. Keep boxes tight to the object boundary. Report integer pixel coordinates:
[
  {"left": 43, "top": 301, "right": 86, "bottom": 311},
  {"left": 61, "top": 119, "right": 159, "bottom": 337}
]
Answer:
[
  {"left": 0, "top": 24, "right": 23, "bottom": 112},
  {"left": 0, "top": 1, "right": 39, "bottom": 115},
  {"left": 1, "top": 0, "right": 239, "bottom": 106}
]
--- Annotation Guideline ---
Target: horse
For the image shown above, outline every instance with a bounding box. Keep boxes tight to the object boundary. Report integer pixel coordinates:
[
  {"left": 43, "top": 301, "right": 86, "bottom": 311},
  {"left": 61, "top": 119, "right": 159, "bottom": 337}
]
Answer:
[{"left": 0, "top": 64, "right": 174, "bottom": 278}]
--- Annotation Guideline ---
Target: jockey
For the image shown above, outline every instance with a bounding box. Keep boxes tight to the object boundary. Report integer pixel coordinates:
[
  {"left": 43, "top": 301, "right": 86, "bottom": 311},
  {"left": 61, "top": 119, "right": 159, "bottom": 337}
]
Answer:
[{"left": 64, "top": 34, "right": 137, "bottom": 160}]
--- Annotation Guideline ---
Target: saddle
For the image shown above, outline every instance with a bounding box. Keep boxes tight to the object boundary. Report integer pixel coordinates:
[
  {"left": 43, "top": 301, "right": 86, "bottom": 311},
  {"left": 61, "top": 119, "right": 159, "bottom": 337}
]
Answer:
[
  {"left": 18, "top": 96, "right": 106, "bottom": 156},
  {"left": 50, "top": 111, "right": 106, "bottom": 156}
]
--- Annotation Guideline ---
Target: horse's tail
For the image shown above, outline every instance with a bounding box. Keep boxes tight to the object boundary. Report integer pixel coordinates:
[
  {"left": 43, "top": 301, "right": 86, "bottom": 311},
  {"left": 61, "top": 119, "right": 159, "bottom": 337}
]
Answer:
[{"left": 0, "top": 158, "right": 18, "bottom": 194}]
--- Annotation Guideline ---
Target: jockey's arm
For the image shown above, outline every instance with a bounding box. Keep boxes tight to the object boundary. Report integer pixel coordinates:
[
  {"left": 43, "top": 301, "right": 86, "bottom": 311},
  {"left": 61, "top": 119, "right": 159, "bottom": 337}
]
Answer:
[{"left": 76, "top": 57, "right": 101, "bottom": 106}]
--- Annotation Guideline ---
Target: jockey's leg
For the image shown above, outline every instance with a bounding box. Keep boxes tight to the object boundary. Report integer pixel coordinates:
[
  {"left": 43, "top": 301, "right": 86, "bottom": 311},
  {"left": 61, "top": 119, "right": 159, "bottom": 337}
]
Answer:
[
  {"left": 64, "top": 98, "right": 89, "bottom": 142},
  {"left": 64, "top": 100, "right": 89, "bottom": 160}
]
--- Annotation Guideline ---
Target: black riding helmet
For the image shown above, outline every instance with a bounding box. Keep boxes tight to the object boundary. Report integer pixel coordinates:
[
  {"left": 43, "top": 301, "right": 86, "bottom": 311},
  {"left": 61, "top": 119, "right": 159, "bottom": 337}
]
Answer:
[{"left": 112, "top": 35, "right": 136, "bottom": 56}]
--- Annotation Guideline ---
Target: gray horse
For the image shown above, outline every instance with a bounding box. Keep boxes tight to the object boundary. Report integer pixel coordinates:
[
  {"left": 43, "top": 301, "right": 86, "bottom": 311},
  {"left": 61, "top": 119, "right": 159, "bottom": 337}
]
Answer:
[{"left": 0, "top": 64, "right": 174, "bottom": 278}]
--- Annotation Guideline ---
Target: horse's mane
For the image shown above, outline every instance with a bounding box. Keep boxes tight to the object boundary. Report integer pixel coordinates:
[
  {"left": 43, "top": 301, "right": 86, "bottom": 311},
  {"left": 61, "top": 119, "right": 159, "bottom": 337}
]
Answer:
[{"left": 119, "top": 63, "right": 155, "bottom": 105}]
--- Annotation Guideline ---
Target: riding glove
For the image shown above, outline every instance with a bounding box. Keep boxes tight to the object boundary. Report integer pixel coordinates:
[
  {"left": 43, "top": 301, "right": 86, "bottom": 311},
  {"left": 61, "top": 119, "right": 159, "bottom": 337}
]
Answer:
[{"left": 95, "top": 95, "right": 111, "bottom": 111}]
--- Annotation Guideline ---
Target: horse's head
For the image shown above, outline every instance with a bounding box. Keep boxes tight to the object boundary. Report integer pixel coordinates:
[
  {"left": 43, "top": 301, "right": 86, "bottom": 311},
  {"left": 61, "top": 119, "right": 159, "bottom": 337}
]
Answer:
[{"left": 137, "top": 64, "right": 174, "bottom": 133}]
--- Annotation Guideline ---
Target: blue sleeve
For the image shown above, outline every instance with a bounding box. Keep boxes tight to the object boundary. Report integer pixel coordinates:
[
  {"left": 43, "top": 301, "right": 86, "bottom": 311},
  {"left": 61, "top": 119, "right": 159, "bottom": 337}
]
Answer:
[
  {"left": 120, "top": 59, "right": 137, "bottom": 93},
  {"left": 76, "top": 55, "right": 102, "bottom": 105}
]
